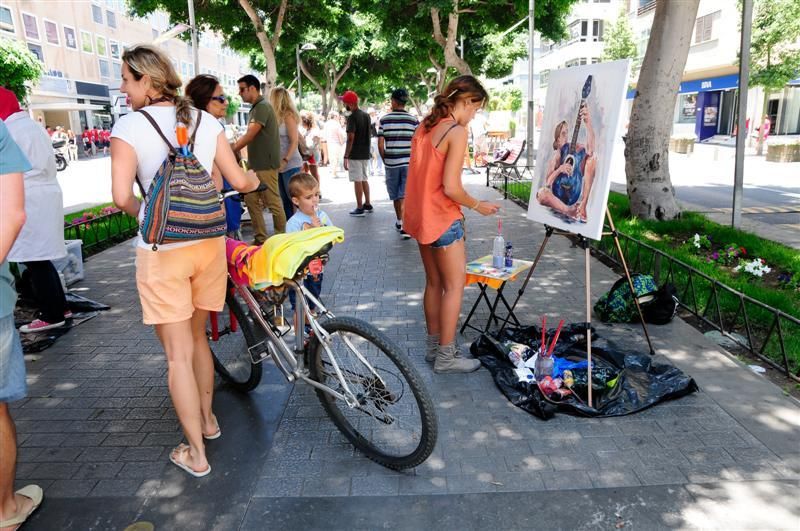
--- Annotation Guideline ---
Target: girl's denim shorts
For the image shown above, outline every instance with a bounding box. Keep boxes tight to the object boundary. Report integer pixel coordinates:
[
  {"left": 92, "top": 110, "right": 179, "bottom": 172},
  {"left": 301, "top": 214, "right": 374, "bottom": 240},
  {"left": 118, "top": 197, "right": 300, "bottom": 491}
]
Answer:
[{"left": 430, "top": 218, "right": 465, "bottom": 248}]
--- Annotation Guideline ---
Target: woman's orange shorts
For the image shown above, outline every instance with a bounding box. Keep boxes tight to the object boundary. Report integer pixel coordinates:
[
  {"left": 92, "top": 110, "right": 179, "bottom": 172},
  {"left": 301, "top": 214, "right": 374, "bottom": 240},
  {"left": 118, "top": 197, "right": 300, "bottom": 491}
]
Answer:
[{"left": 135, "top": 237, "right": 226, "bottom": 325}]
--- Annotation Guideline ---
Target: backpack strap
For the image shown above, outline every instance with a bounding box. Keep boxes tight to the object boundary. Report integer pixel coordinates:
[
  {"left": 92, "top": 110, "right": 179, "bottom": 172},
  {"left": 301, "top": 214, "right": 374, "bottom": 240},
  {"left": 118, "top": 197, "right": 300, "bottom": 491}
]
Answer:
[
  {"left": 138, "top": 110, "right": 178, "bottom": 156},
  {"left": 189, "top": 110, "right": 202, "bottom": 151}
]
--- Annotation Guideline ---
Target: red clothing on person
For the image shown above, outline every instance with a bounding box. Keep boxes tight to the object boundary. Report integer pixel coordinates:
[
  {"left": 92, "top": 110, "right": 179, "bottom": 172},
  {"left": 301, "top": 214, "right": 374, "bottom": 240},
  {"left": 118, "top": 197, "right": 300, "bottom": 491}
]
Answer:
[
  {"left": 90, "top": 128, "right": 99, "bottom": 142},
  {"left": 403, "top": 118, "right": 463, "bottom": 245}
]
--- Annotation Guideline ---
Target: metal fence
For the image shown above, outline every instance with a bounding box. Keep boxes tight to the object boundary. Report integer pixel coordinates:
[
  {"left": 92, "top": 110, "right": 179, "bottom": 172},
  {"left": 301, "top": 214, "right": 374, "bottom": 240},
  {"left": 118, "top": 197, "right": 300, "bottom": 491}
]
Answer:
[
  {"left": 64, "top": 210, "right": 138, "bottom": 258},
  {"left": 593, "top": 233, "right": 800, "bottom": 382},
  {"left": 485, "top": 163, "right": 534, "bottom": 205},
  {"left": 491, "top": 182, "right": 800, "bottom": 382}
]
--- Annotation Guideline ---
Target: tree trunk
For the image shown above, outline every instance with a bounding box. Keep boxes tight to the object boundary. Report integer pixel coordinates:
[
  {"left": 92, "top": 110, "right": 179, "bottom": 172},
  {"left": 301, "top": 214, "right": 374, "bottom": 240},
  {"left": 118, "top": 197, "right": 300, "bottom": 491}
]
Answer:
[
  {"left": 625, "top": 0, "right": 699, "bottom": 220},
  {"left": 238, "top": 0, "right": 286, "bottom": 90},
  {"left": 431, "top": 3, "right": 472, "bottom": 78}
]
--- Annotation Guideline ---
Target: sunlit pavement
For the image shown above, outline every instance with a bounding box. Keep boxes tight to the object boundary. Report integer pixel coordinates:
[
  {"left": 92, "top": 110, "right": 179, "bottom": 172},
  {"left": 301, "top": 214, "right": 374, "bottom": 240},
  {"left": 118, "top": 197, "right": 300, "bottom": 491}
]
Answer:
[{"left": 20, "top": 166, "right": 800, "bottom": 529}]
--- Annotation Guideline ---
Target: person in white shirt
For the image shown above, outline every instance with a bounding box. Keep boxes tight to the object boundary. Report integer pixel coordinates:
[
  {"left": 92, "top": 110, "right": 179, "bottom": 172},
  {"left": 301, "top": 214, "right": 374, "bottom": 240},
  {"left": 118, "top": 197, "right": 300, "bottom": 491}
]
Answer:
[
  {"left": 110, "top": 44, "right": 259, "bottom": 478},
  {"left": 323, "top": 111, "right": 346, "bottom": 177}
]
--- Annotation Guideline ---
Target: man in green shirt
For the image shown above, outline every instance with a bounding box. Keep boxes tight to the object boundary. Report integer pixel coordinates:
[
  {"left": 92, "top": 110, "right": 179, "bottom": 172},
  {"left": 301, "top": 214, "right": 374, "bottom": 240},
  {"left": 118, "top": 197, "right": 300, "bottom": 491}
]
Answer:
[{"left": 233, "top": 75, "right": 285, "bottom": 242}]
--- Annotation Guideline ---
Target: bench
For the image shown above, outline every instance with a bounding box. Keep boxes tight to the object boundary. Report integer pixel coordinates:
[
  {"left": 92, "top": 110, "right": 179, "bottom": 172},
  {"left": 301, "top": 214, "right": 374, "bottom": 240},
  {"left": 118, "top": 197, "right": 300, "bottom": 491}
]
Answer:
[{"left": 485, "top": 139, "right": 526, "bottom": 198}]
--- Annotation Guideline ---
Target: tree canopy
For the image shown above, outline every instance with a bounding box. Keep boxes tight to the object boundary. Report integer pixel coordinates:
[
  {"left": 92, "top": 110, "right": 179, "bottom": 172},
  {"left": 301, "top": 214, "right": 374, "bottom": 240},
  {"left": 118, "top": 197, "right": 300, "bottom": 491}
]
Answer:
[
  {"left": 602, "top": 8, "right": 638, "bottom": 63},
  {"left": 0, "top": 39, "right": 44, "bottom": 102}
]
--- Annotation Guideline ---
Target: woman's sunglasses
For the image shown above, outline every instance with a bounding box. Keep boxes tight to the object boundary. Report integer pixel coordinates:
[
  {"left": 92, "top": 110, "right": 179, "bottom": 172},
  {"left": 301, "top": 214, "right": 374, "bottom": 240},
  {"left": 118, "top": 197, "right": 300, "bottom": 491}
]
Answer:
[{"left": 211, "top": 95, "right": 227, "bottom": 103}]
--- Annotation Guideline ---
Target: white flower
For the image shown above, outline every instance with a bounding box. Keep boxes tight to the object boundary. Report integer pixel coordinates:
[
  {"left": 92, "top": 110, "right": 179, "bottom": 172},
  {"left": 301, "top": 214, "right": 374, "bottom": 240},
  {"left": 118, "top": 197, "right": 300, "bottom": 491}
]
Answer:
[
  {"left": 736, "top": 258, "right": 771, "bottom": 278},
  {"left": 692, "top": 233, "right": 701, "bottom": 249}
]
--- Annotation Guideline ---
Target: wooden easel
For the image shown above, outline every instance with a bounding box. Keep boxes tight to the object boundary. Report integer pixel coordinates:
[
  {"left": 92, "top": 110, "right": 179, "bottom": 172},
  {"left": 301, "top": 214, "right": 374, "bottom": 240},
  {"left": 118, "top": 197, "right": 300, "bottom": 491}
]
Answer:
[{"left": 499, "top": 209, "right": 655, "bottom": 408}]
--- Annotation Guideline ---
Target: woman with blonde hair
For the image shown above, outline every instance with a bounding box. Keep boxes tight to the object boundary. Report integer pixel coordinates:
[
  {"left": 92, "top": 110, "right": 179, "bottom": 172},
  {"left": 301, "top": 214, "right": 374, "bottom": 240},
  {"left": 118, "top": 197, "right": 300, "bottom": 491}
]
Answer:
[
  {"left": 110, "top": 44, "right": 259, "bottom": 477},
  {"left": 403, "top": 75, "right": 500, "bottom": 374},
  {"left": 269, "top": 86, "right": 304, "bottom": 221}
]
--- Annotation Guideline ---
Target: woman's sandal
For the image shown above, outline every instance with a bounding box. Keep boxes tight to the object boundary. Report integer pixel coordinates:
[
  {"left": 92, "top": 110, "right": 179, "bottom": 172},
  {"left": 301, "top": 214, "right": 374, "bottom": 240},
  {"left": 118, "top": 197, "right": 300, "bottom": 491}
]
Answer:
[
  {"left": 169, "top": 444, "right": 211, "bottom": 478},
  {"left": 0, "top": 485, "right": 43, "bottom": 529},
  {"left": 203, "top": 414, "right": 221, "bottom": 440}
]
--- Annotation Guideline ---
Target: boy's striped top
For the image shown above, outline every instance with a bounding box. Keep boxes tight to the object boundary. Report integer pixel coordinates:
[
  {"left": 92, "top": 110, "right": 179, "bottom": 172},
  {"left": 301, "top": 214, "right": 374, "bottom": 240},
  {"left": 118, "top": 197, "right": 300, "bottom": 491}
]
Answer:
[{"left": 378, "top": 110, "right": 418, "bottom": 168}]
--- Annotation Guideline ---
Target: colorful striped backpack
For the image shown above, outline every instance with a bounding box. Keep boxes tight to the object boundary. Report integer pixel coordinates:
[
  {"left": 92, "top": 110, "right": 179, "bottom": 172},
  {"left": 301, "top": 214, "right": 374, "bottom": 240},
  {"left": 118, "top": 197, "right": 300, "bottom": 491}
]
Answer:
[{"left": 134, "top": 110, "right": 226, "bottom": 250}]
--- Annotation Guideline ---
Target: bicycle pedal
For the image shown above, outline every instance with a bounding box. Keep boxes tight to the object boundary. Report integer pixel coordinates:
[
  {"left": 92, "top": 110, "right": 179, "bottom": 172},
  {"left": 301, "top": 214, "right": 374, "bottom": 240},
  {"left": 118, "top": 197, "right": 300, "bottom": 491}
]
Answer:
[{"left": 248, "top": 341, "right": 270, "bottom": 364}]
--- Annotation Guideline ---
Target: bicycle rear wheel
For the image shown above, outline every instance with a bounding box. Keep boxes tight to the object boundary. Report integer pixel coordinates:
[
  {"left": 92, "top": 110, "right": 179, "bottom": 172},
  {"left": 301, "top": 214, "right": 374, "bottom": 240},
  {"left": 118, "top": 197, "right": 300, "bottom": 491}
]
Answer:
[
  {"left": 210, "top": 288, "right": 264, "bottom": 393},
  {"left": 307, "top": 316, "right": 438, "bottom": 470}
]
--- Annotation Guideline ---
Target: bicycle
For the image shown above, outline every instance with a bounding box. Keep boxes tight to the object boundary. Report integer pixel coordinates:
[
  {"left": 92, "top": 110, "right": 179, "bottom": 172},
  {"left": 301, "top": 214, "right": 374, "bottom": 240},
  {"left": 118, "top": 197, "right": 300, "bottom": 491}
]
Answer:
[{"left": 207, "top": 188, "right": 438, "bottom": 470}]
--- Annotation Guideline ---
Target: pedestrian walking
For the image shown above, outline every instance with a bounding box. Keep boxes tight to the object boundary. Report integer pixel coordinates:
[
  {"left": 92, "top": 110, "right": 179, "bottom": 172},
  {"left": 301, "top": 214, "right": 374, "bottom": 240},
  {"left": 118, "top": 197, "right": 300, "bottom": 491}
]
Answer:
[
  {"left": 378, "top": 88, "right": 418, "bottom": 239},
  {"left": 323, "top": 111, "right": 346, "bottom": 177},
  {"left": 368, "top": 109, "right": 384, "bottom": 177},
  {"left": 110, "top": 44, "right": 259, "bottom": 478},
  {"left": 90, "top": 125, "right": 100, "bottom": 155},
  {"left": 269, "top": 87, "right": 304, "bottom": 223},
  {"left": 185, "top": 74, "right": 243, "bottom": 239},
  {"left": 0, "top": 119, "right": 45, "bottom": 531},
  {"left": 232, "top": 75, "right": 286, "bottom": 242},
  {"left": 66, "top": 129, "right": 78, "bottom": 161},
  {"left": 403, "top": 76, "right": 499, "bottom": 374},
  {"left": 341, "top": 90, "right": 373, "bottom": 216},
  {"left": 0, "top": 87, "right": 70, "bottom": 334},
  {"left": 81, "top": 126, "right": 92, "bottom": 157},
  {"left": 299, "top": 111, "right": 321, "bottom": 185}
]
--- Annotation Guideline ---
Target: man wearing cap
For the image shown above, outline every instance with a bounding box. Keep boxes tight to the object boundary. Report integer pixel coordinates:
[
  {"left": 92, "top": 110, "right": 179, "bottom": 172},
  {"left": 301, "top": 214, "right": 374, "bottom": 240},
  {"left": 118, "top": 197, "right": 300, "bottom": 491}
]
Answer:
[
  {"left": 341, "top": 90, "right": 373, "bottom": 217},
  {"left": 378, "top": 89, "right": 418, "bottom": 238}
]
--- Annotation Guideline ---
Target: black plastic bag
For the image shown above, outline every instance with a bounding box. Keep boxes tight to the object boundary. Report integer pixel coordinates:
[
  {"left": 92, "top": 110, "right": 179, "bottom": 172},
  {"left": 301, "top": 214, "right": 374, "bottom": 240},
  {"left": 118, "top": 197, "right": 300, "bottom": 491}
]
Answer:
[{"left": 472, "top": 324, "right": 698, "bottom": 419}]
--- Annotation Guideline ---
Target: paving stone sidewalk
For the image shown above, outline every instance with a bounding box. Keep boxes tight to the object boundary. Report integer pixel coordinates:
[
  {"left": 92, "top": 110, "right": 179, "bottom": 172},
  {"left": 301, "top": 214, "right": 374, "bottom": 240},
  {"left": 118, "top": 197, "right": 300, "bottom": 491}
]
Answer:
[{"left": 17, "top": 170, "right": 800, "bottom": 530}]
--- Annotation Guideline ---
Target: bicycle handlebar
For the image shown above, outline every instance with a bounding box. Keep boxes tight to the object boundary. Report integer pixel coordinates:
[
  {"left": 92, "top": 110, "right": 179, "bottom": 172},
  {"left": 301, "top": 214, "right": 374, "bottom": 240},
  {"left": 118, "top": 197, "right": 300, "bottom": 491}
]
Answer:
[{"left": 219, "top": 182, "right": 267, "bottom": 202}]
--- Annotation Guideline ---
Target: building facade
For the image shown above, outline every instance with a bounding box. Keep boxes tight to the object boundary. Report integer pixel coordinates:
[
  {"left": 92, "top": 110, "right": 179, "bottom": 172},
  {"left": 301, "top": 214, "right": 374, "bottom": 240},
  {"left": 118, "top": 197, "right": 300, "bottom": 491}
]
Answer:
[
  {"left": 629, "top": 0, "right": 800, "bottom": 140},
  {"left": 0, "top": 0, "right": 254, "bottom": 134}
]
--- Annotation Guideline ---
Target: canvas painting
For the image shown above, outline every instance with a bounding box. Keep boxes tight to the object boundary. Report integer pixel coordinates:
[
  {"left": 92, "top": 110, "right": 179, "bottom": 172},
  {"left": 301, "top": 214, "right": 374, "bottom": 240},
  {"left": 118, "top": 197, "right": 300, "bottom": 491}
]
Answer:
[{"left": 527, "top": 59, "right": 630, "bottom": 240}]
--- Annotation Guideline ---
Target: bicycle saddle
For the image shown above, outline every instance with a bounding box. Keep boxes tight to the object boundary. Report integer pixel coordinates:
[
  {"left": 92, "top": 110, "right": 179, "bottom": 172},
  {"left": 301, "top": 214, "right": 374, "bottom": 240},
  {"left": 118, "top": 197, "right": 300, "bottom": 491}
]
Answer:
[{"left": 293, "top": 242, "right": 332, "bottom": 279}]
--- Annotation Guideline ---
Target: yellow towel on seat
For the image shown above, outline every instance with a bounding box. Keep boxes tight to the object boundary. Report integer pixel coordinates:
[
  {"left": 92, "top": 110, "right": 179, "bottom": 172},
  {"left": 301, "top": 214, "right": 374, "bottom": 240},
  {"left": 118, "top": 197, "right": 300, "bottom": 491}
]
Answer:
[{"left": 246, "top": 226, "right": 344, "bottom": 289}]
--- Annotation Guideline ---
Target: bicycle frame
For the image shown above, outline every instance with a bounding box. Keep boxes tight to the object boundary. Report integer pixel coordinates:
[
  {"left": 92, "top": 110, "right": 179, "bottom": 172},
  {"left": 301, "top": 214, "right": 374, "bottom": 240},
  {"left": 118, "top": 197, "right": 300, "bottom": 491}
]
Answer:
[{"left": 228, "top": 274, "right": 387, "bottom": 409}]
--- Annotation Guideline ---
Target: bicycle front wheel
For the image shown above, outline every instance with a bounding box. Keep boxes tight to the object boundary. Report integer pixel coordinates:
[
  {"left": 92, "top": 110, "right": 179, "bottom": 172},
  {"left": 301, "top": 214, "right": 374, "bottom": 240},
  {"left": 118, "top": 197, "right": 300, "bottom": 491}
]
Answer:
[
  {"left": 307, "top": 316, "right": 438, "bottom": 470},
  {"left": 210, "top": 288, "right": 264, "bottom": 393}
]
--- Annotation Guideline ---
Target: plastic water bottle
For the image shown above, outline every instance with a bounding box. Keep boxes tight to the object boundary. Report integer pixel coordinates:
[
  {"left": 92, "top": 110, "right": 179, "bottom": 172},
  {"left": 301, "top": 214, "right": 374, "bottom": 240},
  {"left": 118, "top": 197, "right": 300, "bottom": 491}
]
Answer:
[
  {"left": 534, "top": 353, "right": 554, "bottom": 382},
  {"left": 492, "top": 218, "right": 505, "bottom": 268},
  {"left": 505, "top": 242, "right": 513, "bottom": 268}
]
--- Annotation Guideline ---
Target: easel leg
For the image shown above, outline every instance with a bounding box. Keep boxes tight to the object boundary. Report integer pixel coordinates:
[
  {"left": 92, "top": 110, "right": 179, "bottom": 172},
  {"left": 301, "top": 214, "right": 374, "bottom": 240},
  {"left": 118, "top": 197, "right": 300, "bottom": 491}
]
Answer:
[
  {"left": 605, "top": 211, "right": 656, "bottom": 355},
  {"left": 499, "top": 225, "right": 554, "bottom": 334},
  {"left": 582, "top": 238, "right": 593, "bottom": 409}
]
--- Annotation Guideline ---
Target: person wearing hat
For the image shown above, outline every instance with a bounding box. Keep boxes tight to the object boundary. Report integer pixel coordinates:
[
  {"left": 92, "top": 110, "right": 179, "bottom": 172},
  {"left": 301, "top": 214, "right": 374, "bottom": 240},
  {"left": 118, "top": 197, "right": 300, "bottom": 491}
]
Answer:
[
  {"left": 341, "top": 90, "right": 373, "bottom": 217},
  {"left": 378, "top": 88, "right": 418, "bottom": 238}
]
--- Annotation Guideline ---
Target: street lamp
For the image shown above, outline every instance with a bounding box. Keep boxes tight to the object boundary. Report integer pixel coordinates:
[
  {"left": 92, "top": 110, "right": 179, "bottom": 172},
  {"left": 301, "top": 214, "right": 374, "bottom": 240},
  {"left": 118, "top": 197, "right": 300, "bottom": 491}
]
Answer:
[{"left": 296, "top": 43, "right": 317, "bottom": 110}]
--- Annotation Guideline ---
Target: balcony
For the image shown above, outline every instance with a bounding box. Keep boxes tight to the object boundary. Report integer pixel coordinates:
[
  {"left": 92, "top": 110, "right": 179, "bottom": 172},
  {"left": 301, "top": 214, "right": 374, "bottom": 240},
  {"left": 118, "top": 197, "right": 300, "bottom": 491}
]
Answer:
[{"left": 637, "top": 0, "right": 656, "bottom": 16}]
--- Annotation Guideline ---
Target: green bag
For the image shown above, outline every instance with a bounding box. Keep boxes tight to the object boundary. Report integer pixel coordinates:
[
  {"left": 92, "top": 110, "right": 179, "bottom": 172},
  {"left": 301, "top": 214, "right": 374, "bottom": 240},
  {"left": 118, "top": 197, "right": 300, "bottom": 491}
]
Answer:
[{"left": 594, "top": 274, "right": 658, "bottom": 323}]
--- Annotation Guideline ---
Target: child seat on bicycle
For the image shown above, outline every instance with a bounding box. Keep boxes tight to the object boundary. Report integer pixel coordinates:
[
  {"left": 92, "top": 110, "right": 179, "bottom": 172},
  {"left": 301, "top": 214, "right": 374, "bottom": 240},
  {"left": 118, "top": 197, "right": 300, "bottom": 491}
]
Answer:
[{"left": 226, "top": 226, "right": 344, "bottom": 289}]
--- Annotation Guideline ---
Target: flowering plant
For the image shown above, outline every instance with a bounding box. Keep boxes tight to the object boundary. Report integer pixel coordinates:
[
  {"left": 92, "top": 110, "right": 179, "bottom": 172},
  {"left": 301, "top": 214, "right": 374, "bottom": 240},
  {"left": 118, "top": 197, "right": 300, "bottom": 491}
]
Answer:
[
  {"left": 734, "top": 258, "right": 772, "bottom": 278},
  {"left": 100, "top": 206, "right": 120, "bottom": 215},
  {"left": 690, "top": 233, "right": 711, "bottom": 250},
  {"left": 708, "top": 243, "right": 746, "bottom": 266},
  {"left": 778, "top": 272, "right": 800, "bottom": 290}
]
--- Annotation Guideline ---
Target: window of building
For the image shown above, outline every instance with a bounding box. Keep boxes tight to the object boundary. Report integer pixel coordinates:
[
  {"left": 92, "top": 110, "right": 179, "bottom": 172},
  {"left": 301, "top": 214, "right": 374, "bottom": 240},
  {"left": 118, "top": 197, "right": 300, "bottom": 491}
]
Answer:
[
  {"left": 22, "top": 12, "right": 39, "bottom": 40},
  {"left": 540, "top": 69, "right": 550, "bottom": 88},
  {"left": 43, "top": 19, "right": 59, "bottom": 45},
  {"left": 27, "top": 43, "right": 44, "bottom": 62},
  {"left": 591, "top": 57, "right": 601, "bottom": 64},
  {"left": 568, "top": 19, "right": 589, "bottom": 43},
  {"left": 592, "top": 20, "right": 604, "bottom": 42},
  {"left": 106, "top": 10, "right": 116, "bottom": 28},
  {"left": 151, "top": 28, "right": 158, "bottom": 40},
  {"left": 96, "top": 35, "right": 107, "bottom": 56},
  {"left": 81, "top": 30, "right": 93, "bottom": 54},
  {"left": 112, "top": 62, "right": 122, "bottom": 80},
  {"left": 109, "top": 39, "right": 120, "bottom": 59},
  {"left": 63, "top": 25, "right": 77, "bottom": 49},
  {"left": 694, "top": 11, "right": 719, "bottom": 44},
  {"left": 677, "top": 94, "right": 697, "bottom": 124},
  {"left": 0, "top": 5, "right": 14, "bottom": 34},
  {"left": 98, "top": 58, "right": 110, "bottom": 79},
  {"left": 565, "top": 58, "right": 588, "bottom": 68},
  {"left": 91, "top": 3, "right": 103, "bottom": 24},
  {"left": 637, "top": 28, "right": 650, "bottom": 57}
]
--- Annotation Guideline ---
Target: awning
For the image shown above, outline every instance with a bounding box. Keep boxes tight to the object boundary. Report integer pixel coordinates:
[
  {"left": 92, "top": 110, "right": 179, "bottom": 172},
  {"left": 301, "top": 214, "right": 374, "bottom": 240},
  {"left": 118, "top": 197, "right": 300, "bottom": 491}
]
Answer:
[
  {"left": 789, "top": 78, "right": 800, "bottom": 86},
  {"left": 29, "top": 102, "right": 107, "bottom": 112}
]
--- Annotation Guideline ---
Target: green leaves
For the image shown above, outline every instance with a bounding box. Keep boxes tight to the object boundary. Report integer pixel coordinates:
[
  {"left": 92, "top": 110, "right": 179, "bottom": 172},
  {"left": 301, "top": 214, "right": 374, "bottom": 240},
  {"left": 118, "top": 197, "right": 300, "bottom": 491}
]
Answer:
[
  {"left": 750, "top": 0, "right": 800, "bottom": 91},
  {"left": 602, "top": 8, "right": 638, "bottom": 62},
  {"left": 0, "top": 39, "right": 44, "bottom": 102}
]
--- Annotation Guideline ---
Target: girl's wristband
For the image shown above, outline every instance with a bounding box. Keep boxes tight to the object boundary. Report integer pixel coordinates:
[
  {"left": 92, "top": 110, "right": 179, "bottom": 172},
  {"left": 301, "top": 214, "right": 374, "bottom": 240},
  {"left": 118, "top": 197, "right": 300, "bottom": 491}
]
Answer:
[{"left": 470, "top": 198, "right": 481, "bottom": 210}]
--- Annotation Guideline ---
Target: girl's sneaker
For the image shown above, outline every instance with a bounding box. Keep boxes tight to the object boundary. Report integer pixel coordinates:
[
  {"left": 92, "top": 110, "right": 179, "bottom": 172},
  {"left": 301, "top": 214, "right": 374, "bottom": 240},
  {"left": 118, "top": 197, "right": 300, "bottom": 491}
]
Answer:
[{"left": 19, "top": 319, "right": 66, "bottom": 334}]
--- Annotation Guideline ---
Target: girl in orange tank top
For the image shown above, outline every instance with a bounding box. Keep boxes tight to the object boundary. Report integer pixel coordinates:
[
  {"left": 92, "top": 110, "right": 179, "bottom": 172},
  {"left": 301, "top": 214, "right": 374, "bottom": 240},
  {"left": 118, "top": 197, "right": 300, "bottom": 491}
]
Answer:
[{"left": 403, "top": 76, "right": 500, "bottom": 374}]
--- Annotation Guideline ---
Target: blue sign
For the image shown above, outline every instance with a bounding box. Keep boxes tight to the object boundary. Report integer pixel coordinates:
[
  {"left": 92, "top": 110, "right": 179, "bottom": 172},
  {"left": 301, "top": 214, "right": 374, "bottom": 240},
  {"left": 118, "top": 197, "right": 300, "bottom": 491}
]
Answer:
[{"left": 626, "top": 74, "right": 740, "bottom": 100}]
